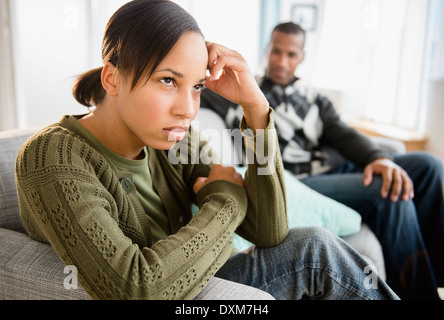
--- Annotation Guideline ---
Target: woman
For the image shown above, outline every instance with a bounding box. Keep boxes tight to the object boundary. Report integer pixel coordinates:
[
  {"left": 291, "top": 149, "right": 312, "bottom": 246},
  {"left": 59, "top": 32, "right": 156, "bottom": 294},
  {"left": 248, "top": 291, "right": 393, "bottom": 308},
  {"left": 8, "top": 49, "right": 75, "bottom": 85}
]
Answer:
[{"left": 15, "top": 0, "right": 398, "bottom": 300}]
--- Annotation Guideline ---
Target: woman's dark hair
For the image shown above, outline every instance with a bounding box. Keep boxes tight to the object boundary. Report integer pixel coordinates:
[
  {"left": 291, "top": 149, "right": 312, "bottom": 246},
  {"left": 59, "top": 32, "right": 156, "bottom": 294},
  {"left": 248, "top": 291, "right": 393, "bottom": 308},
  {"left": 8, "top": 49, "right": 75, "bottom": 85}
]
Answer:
[{"left": 73, "top": 0, "right": 203, "bottom": 107}]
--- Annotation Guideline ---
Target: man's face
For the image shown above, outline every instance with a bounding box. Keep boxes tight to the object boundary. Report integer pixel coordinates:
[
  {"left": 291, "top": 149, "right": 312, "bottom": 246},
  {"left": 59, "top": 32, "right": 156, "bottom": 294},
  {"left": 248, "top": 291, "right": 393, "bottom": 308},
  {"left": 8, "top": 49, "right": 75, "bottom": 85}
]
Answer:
[{"left": 266, "top": 31, "right": 305, "bottom": 86}]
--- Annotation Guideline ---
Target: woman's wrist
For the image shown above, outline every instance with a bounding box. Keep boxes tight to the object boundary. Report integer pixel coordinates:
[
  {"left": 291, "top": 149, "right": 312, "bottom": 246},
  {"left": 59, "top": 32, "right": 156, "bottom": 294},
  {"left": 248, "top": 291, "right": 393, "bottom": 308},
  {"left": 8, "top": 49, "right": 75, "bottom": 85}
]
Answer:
[{"left": 241, "top": 97, "right": 270, "bottom": 133}]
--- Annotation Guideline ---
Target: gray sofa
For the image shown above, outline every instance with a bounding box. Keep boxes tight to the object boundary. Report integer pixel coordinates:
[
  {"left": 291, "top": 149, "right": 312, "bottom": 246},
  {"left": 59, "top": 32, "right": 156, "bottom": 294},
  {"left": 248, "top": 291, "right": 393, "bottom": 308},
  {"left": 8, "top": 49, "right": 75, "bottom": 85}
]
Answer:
[{"left": 0, "top": 110, "right": 401, "bottom": 299}]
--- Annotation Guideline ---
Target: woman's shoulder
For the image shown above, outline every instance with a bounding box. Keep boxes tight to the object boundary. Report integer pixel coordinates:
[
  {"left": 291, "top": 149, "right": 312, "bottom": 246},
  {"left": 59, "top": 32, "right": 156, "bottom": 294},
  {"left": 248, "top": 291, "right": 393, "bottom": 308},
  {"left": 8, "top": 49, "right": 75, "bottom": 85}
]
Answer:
[{"left": 16, "top": 117, "right": 103, "bottom": 175}]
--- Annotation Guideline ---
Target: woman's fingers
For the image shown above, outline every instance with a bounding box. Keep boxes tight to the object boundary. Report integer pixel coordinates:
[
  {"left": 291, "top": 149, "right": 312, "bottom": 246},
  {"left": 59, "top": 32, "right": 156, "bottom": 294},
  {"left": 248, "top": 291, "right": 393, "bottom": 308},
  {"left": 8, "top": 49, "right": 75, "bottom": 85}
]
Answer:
[
  {"left": 193, "top": 177, "right": 208, "bottom": 194},
  {"left": 205, "top": 41, "right": 270, "bottom": 131},
  {"left": 206, "top": 42, "right": 244, "bottom": 78},
  {"left": 193, "top": 164, "right": 244, "bottom": 195},
  {"left": 206, "top": 42, "right": 236, "bottom": 64}
]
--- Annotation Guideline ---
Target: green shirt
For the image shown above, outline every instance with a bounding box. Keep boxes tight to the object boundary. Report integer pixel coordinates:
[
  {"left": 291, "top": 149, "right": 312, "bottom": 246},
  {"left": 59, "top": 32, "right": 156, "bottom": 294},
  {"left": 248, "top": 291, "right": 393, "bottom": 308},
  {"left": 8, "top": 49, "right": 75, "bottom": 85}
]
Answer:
[
  {"left": 15, "top": 110, "right": 288, "bottom": 300},
  {"left": 68, "top": 116, "right": 169, "bottom": 244}
]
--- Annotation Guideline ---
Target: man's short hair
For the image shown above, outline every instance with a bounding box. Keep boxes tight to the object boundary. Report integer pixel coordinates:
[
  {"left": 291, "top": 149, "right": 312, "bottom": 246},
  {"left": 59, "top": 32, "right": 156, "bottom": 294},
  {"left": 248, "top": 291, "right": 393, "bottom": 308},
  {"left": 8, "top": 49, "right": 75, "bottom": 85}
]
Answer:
[{"left": 273, "top": 22, "right": 306, "bottom": 37}]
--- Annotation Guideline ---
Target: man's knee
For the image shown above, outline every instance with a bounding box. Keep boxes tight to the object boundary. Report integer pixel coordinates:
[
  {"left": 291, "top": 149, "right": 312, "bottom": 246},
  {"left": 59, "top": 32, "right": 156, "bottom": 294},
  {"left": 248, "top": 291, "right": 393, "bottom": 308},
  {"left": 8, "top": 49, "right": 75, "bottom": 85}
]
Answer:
[
  {"left": 397, "top": 152, "right": 443, "bottom": 179},
  {"left": 420, "top": 153, "right": 443, "bottom": 177}
]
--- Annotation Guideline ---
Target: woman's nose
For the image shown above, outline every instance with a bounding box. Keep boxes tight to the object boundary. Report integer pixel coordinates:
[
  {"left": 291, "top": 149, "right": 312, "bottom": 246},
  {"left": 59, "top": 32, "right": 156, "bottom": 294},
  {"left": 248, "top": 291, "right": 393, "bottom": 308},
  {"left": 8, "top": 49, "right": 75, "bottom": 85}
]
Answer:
[{"left": 172, "top": 91, "right": 197, "bottom": 119}]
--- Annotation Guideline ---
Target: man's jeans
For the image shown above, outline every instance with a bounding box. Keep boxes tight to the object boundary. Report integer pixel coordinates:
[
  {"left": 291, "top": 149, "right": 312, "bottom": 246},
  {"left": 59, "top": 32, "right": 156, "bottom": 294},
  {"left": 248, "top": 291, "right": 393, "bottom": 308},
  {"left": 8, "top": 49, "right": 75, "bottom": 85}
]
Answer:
[
  {"left": 301, "top": 152, "right": 444, "bottom": 300},
  {"left": 216, "top": 226, "right": 399, "bottom": 300}
]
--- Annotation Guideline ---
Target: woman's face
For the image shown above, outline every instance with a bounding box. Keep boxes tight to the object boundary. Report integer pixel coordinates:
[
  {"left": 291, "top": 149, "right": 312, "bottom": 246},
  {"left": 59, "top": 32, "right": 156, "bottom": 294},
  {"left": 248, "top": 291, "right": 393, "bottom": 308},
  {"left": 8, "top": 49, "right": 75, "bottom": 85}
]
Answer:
[{"left": 115, "top": 32, "right": 208, "bottom": 151}]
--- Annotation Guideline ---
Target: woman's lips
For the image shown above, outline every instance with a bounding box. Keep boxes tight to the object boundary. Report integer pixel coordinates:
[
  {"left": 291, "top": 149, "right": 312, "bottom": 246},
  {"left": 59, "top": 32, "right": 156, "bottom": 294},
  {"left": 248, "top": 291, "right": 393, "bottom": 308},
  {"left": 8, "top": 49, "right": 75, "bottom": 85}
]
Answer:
[{"left": 164, "top": 126, "right": 188, "bottom": 141}]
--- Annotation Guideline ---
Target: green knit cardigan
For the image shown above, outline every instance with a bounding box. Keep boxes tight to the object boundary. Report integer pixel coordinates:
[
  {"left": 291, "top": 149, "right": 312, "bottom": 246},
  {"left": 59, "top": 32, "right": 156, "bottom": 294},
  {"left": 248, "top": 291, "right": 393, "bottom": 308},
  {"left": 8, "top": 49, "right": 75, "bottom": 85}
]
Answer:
[{"left": 15, "top": 110, "right": 288, "bottom": 300}]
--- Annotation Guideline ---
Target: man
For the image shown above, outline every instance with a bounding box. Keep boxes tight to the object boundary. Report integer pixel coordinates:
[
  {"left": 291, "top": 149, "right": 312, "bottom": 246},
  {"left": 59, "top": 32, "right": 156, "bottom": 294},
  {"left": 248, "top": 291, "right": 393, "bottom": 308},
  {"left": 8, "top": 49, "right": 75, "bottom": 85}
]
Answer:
[{"left": 200, "top": 22, "right": 444, "bottom": 300}]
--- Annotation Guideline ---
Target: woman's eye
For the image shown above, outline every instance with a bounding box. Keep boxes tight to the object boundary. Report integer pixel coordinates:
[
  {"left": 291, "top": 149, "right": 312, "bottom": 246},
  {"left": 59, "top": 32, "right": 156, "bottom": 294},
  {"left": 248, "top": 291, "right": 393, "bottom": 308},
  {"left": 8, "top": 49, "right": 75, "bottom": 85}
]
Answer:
[
  {"left": 193, "top": 84, "right": 206, "bottom": 92},
  {"left": 160, "top": 78, "right": 175, "bottom": 86}
]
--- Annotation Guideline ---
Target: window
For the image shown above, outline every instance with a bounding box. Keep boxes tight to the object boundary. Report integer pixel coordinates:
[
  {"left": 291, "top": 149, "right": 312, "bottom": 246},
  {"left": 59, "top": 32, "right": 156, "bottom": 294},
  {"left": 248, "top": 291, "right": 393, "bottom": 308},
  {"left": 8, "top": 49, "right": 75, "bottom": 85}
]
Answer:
[
  {"left": 280, "top": 0, "right": 436, "bottom": 132},
  {"left": 0, "top": 0, "right": 16, "bottom": 130}
]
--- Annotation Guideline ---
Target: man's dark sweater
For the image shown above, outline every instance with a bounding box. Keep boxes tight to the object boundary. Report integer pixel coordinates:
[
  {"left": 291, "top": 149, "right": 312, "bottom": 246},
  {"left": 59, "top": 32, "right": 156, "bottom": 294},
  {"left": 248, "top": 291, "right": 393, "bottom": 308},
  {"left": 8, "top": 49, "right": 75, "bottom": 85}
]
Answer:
[{"left": 200, "top": 77, "right": 392, "bottom": 177}]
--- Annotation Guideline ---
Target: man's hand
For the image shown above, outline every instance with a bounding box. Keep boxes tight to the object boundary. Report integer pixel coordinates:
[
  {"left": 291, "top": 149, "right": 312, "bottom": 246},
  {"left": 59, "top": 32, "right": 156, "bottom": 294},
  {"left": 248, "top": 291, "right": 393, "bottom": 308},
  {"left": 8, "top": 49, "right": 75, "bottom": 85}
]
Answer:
[
  {"left": 363, "top": 158, "right": 414, "bottom": 202},
  {"left": 193, "top": 164, "right": 244, "bottom": 194}
]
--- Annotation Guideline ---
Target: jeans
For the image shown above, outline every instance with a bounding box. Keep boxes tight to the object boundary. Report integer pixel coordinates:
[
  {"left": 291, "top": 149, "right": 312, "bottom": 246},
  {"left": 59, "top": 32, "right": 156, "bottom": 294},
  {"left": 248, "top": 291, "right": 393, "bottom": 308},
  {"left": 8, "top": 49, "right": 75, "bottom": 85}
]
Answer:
[
  {"left": 216, "top": 226, "right": 399, "bottom": 300},
  {"left": 301, "top": 152, "right": 444, "bottom": 300}
]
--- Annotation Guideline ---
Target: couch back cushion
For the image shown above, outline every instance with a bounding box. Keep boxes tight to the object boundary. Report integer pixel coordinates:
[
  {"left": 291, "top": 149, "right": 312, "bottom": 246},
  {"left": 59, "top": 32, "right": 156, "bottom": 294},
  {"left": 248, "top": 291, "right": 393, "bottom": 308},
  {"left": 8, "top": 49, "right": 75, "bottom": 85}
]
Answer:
[{"left": 0, "top": 129, "right": 35, "bottom": 233}]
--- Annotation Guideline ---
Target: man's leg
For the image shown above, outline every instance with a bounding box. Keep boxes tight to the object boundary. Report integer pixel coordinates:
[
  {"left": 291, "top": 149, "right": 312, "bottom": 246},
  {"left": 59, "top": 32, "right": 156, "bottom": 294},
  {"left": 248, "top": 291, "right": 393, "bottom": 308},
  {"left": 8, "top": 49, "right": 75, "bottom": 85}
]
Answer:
[
  {"left": 216, "top": 227, "right": 398, "bottom": 300},
  {"left": 301, "top": 170, "right": 440, "bottom": 299},
  {"left": 393, "top": 152, "right": 444, "bottom": 286}
]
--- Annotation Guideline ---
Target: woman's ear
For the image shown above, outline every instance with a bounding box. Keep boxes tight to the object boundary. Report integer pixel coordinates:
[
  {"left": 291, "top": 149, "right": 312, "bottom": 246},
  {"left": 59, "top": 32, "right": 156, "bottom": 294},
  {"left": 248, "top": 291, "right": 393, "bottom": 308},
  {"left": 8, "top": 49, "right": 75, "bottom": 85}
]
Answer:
[{"left": 101, "top": 61, "right": 119, "bottom": 96}]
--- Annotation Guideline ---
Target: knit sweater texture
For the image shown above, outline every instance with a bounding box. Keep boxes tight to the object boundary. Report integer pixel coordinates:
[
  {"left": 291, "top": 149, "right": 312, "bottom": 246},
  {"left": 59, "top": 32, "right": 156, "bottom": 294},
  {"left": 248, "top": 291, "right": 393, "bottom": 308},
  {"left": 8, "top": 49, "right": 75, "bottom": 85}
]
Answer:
[{"left": 15, "top": 111, "right": 288, "bottom": 300}]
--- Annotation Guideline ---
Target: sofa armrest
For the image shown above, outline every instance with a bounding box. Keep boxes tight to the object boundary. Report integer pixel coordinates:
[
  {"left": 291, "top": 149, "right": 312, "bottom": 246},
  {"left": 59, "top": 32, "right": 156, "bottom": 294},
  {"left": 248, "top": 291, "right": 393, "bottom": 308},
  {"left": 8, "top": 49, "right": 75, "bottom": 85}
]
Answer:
[
  {"left": 369, "top": 136, "right": 406, "bottom": 155},
  {"left": 195, "top": 277, "right": 274, "bottom": 300},
  {"left": 0, "top": 228, "right": 273, "bottom": 300},
  {"left": 0, "top": 228, "right": 91, "bottom": 300}
]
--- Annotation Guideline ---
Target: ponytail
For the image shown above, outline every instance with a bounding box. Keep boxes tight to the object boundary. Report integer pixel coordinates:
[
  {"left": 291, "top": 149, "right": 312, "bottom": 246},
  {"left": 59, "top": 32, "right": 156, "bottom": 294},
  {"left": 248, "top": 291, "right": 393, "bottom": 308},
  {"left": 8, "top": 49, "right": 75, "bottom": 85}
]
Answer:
[{"left": 72, "top": 67, "right": 106, "bottom": 107}]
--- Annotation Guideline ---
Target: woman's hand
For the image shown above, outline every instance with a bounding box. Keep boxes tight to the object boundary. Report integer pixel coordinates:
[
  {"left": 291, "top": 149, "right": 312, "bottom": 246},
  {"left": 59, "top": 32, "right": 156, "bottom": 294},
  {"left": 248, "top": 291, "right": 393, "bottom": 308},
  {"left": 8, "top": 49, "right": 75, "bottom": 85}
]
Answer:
[
  {"left": 205, "top": 42, "right": 269, "bottom": 132},
  {"left": 193, "top": 164, "right": 244, "bottom": 194}
]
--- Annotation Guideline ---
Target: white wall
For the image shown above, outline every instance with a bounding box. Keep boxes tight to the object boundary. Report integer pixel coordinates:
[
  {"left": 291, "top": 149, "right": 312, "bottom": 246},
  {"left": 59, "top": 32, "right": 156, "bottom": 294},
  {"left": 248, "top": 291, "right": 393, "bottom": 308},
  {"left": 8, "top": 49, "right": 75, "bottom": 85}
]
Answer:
[
  {"left": 424, "top": 80, "right": 444, "bottom": 166},
  {"left": 279, "top": 0, "right": 325, "bottom": 84},
  {"left": 11, "top": 0, "right": 91, "bottom": 129},
  {"left": 8, "top": 0, "right": 262, "bottom": 130},
  {"left": 176, "top": 0, "right": 261, "bottom": 74},
  {"left": 422, "top": 0, "right": 444, "bottom": 166},
  {"left": 0, "top": 0, "right": 17, "bottom": 130}
]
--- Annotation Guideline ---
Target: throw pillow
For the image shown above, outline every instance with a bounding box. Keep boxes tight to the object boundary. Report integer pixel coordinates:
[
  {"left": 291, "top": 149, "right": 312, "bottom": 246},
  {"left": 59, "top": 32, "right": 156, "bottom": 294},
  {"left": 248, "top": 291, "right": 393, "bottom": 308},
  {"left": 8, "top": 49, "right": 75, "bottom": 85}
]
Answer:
[{"left": 193, "top": 166, "right": 362, "bottom": 251}]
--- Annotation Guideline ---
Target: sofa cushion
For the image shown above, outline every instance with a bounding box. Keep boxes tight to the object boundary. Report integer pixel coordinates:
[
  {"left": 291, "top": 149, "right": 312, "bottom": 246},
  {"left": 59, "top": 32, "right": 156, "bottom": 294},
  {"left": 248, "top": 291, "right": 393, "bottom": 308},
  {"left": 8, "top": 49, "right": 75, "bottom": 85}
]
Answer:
[
  {"left": 0, "top": 129, "right": 35, "bottom": 233},
  {"left": 234, "top": 166, "right": 361, "bottom": 239},
  {"left": 0, "top": 228, "right": 91, "bottom": 300},
  {"left": 193, "top": 166, "right": 362, "bottom": 250},
  {"left": 342, "top": 224, "right": 386, "bottom": 280}
]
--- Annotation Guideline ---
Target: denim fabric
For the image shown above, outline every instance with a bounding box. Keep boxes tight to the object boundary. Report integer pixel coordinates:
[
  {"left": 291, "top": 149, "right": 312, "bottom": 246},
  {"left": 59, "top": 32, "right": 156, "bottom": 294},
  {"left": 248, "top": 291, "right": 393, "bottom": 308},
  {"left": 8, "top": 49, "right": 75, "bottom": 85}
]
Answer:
[
  {"left": 216, "top": 227, "right": 399, "bottom": 300},
  {"left": 300, "top": 152, "right": 444, "bottom": 300}
]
